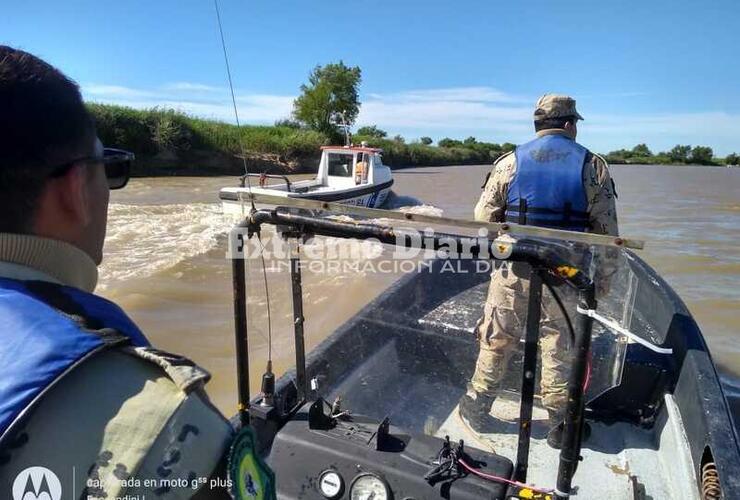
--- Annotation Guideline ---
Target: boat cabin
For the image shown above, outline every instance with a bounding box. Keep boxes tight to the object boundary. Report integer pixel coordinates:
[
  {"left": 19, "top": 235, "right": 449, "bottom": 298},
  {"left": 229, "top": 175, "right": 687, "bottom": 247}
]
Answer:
[
  {"left": 220, "top": 143, "right": 394, "bottom": 213},
  {"left": 319, "top": 145, "right": 384, "bottom": 187}
]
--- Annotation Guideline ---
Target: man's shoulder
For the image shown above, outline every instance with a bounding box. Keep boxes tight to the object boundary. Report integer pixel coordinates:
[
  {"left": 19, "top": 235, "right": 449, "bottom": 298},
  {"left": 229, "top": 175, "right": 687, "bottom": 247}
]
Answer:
[
  {"left": 492, "top": 150, "right": 516, "bottom": 176},
  {"left": 582, "top": 150, "right": 613, "bottom": 184}
]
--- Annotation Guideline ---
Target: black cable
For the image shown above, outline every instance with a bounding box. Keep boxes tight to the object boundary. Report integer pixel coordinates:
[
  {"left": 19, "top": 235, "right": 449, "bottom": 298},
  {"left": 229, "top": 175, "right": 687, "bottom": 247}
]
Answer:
[{"left": 543, "top": 279, "right": 576, "bottom": 346}]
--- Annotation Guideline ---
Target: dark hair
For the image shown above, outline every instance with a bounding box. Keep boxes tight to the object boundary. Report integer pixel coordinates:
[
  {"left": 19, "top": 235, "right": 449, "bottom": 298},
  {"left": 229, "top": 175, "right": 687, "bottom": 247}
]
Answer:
[
  {"left": 0, "top": 46, "right": 96, "bottom": 233},
  {"left": 534, "top": 116, "right": 575, "bottom": 132}
]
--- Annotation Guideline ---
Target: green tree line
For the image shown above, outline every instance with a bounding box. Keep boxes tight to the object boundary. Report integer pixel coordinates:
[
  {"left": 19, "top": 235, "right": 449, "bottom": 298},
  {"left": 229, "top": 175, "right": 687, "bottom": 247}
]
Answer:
[
  {"left": 87, "top": 104, "right": 504, "bottom": 175},
  {"left": 603, "top": 143, "right": 736, "bottom": 166}
]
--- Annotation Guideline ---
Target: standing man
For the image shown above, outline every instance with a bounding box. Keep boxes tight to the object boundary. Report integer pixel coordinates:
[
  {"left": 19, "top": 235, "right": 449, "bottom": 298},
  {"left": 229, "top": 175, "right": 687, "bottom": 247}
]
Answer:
[
  {"left": 459, "top": 94, "right": 619, "bottom": 448},
  {"left": 0, "top": 46, "right": 232, "bottom": 498}
]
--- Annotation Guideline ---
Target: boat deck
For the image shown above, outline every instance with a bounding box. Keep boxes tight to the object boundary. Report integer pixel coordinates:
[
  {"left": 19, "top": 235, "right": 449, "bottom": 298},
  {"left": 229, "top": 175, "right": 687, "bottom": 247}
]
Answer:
[
  {"left": 315, "top": 258, "right": 713, "bottom": 499},
  {"left": 435, "top": 392, "right": 697, "bottom": 499}
]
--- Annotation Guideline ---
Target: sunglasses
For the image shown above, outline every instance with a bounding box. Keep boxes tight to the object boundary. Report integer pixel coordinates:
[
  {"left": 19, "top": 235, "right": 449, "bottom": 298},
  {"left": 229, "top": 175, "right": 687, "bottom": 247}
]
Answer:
[{"left": 50, "top": 148, "right": 134, "bottom": 190}]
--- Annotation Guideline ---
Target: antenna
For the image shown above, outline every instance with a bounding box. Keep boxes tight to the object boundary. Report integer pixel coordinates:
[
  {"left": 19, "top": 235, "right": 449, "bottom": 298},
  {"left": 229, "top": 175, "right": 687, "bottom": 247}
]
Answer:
[
  {"left": 213, "top": 0, "right": 254, "bottom": 207},
  {"left": 213, "top": 0, "right": 274, "bottom": 419},
  {"left": 330, "top": 110, "right": 351, "bottom": 146}
]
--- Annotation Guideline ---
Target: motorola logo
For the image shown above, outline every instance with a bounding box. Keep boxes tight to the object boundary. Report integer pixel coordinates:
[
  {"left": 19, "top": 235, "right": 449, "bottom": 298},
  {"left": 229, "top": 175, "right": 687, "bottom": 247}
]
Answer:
[{"left": 12, "top": 466, "right": 62, "bottom": 500}]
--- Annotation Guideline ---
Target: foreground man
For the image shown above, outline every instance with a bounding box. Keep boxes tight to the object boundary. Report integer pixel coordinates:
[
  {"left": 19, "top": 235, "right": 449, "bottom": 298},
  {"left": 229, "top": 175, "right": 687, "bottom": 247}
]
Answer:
[
  {"left": 0, "top": 46, "right": 231, "bottom": 498},
  {"left": 460, "top": 94, "right": 619, "bottom": 448}
]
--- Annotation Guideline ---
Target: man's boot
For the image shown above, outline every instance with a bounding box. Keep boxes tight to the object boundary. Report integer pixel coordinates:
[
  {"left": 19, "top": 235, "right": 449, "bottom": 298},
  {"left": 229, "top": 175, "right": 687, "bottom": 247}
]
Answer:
[
  {"left": 458, "top": 391, "right": 498, "bottom": 433},
  {"left": 546, "top": 412, "right": 591, "bottom": 449}
]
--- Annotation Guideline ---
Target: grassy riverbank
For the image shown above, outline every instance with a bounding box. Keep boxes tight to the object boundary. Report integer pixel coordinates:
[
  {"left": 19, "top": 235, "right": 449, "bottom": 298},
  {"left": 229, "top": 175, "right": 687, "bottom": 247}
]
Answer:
[
  {"left": 89, "top": 104, "right": 498, "bottom": 176},
  {"left": 89, "top": 104, "right": 738, "bottom": 175}
]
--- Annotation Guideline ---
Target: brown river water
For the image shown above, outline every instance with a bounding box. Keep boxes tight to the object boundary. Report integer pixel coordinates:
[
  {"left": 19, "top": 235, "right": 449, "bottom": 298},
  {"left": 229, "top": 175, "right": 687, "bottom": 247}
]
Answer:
[{"left": 100, "top": 164, "right": 740, "bottom": 418}]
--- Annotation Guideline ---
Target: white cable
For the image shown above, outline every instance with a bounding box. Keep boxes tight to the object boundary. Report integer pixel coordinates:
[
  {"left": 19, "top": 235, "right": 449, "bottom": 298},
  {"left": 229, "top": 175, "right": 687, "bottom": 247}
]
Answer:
[{"left": 576, "top": 305, "right": 673, "bottom": 354}]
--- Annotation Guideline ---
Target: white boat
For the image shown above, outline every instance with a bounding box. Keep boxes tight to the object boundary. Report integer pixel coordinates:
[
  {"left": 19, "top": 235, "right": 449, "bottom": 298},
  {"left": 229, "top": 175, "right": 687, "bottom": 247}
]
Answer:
[{"left": 220, "top": 145, "right": 394, "bottom": 214}]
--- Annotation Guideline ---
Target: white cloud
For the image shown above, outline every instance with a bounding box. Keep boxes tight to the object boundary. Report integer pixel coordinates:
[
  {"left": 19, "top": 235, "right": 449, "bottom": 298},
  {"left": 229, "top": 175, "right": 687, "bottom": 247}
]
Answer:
[
  {"left": 84, "top": 84, "right": 158, "bottom": 99},
  {"left": 357, "top": 87, "right": 533, "bottom": 139},
  {"left": 81, "top": 82, "right": 294, "bottom": 123},
  {"left": 368, "top": 86, "right": 528, "bottom": 104},
  {"left": 162, "top": 82, "right": 222, "bottom": 92}
]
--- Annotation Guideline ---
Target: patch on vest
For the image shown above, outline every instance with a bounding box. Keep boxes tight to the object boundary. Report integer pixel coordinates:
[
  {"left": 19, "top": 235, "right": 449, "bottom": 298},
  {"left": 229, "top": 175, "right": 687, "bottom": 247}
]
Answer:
[
  {"left": 529, "top": 148, "right": 572, "bottom": 163},
  {"left": 227, "top": 426, "right": 276, "bottom": 500},
  {"left": 124, "top": 346, "right": 211, "bottom": 392}
]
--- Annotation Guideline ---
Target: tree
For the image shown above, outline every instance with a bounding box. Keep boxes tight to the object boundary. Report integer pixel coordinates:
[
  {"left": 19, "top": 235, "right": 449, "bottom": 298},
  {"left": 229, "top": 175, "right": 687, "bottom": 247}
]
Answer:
[
  {"left": 274, "top": 118, "right": 302, "bottom": 129},
  {"left": 438, "top": 138, "right": 463, "bottom": 148},
  {"left": 690, "top": 146, "right": 714, "bottom": 164},
  {"left": 501, "top": 142, "right": 516, "bottom": 153},
  {"left": 604, "top": 149, "right": 631, "bottom": 163},
  {"left": 725, "top": 153, "right": 740, "bottom": 165},
  {"left": 356, "top": 125, "right": 387, "bottom": 138},
  {"left": 631, "top": 143, "right": 653, "bottom": 157},
  {"left": 420, "top": 136, "right": 433, "bottom": 145},
  {"left": 463, "top": 136, "right": 477, "bottom": 146},
  {"left": 393, "top": 134, "right": 405, "bottom": 144},
  {"left": 668, "top": 144, "right": 691, "bottom": 163},
  {"left": 293, "top": 61, "right": 362, "bottom": 139}
]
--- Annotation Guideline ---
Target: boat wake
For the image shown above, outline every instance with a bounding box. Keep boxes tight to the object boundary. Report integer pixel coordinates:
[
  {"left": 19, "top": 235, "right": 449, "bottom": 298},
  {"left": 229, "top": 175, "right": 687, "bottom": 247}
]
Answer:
[
  {"left": 98, "top": 203, "right": 231, "bottom": 289},
  {"left": 382, "top": 190, "right": 443, "bottom": 217}
]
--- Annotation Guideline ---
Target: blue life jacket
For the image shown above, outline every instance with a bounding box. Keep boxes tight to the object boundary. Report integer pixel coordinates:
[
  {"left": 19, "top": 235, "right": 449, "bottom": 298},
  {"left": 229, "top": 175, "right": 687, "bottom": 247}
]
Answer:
[
  {"left": 506, "top": 134, "right": 590, "bottom": 232},
  {"left": 0, "top": 278, "right": 149, "bottom": 444}
]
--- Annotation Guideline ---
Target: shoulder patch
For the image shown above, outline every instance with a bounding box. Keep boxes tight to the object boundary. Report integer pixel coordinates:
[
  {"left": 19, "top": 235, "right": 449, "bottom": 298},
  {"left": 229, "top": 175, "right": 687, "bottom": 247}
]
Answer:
[{"left": 123, "top": 346, "right": 211, "bottom": 393}]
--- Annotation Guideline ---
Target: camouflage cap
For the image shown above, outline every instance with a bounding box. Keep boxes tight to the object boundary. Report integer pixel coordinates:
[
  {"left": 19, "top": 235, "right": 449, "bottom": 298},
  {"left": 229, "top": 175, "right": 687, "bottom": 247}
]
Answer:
[{"left": 533, "top": 94, "right": 584, "bottom": 122}]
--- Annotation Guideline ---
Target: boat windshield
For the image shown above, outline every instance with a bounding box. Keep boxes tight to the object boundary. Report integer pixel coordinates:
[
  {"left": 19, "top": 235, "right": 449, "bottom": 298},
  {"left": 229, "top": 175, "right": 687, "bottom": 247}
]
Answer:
[
  {"left": 327, "top": 152, "right": 354, "bottom": 177},
  {"left": 239, "top": 216, "right": 667, "bottom": 453}
]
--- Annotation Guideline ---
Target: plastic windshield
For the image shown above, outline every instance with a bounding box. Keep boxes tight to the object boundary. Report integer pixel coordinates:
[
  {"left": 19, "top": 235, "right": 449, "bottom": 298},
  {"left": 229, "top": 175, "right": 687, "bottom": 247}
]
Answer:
[{"left": 236, "top": 212, "right": 672, "bottom": 454}]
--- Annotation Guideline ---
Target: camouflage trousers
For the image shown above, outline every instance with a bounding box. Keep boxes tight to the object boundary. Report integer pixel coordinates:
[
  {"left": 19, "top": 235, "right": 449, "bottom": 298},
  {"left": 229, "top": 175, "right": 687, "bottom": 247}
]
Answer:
[{"left": 469, "top": 264, "right": 576, "bottom": 419}]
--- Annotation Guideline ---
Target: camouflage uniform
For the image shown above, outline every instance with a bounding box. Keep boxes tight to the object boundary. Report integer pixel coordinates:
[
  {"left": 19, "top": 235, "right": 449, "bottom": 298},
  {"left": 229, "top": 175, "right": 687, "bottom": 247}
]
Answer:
[{"left": 468, "top": 95, "right": 619, "bottom": 421}]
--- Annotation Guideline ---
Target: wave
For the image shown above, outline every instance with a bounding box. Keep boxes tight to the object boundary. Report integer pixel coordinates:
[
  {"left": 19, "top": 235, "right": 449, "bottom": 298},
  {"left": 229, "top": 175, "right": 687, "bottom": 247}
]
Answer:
[
  {"left": 98, "top": 193, "right": 443, "bottom": 290},
  {"left": 98, "top": 203, "right": 231, "bottom": 289},
  {"left": 382, "top": 191, "right": 444, "bottom": 217}
]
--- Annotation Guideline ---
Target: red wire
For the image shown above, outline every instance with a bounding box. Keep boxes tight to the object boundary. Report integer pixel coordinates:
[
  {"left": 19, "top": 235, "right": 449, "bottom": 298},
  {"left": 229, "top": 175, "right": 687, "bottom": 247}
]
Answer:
[
  {"left": 583, "top": 349, "right": 592, "bottom": 392},
  {"left": 454, "top": 352, "right": 592, "bottom": 496},
  {"left": 457, "top": 458, "right": 554, "bottom": 495}
]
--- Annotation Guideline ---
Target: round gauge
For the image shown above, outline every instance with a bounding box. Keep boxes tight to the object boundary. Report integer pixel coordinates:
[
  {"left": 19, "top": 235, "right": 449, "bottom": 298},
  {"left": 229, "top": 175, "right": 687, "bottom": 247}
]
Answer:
[
  {"left": 350, "top": 473, "right": 391, "bottom": 500},
  {"left": 318, "top": 470, "right": 344, "bottom": 499}
]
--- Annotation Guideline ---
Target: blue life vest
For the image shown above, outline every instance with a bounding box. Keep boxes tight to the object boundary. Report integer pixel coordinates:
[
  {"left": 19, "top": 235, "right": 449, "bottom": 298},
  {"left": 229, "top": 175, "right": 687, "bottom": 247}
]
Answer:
[
  {"left": 506, "top": 134, "right": 590, "bottom": 232},
  {"left": 0, "top": 278, "right": 149, "bottom": 444}
]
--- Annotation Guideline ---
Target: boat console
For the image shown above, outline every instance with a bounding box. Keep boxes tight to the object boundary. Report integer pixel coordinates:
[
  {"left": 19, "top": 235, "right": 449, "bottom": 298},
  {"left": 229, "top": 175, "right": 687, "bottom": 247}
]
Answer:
[{"left": 262, "top": 399, "right": 514, "bottom": 500}]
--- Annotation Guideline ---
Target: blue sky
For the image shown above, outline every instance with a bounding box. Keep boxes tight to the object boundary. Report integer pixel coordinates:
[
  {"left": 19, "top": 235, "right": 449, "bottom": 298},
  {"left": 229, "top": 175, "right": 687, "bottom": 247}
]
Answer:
[{"left": 3, "top": 0, "right": 739, "bottom": 155}]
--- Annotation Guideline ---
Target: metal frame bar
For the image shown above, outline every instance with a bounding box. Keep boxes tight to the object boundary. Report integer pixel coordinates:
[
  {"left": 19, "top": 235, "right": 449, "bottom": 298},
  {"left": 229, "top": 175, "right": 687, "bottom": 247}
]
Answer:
[
  {"left": 555, "top": 287, "right": 596, "bottom": 499},
  {"left": 288, "top": 238, "right": 308, "bottom": 404},
  {"left": 233, "top": 191, "right": 644, "bottom": 249},
  {"left": 241, "top": 173, "right": 293, "bottom": 192},
  {"left": 231, "top": 257, "right": 250, "bottom": 427},
  {"left": 513, "top": 268, "right": 543, "bottom": 482}
]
